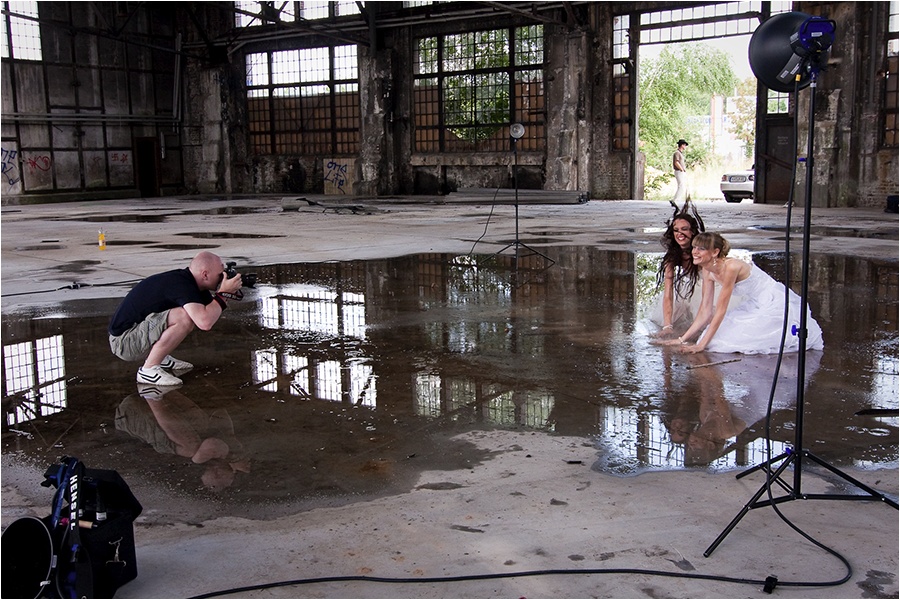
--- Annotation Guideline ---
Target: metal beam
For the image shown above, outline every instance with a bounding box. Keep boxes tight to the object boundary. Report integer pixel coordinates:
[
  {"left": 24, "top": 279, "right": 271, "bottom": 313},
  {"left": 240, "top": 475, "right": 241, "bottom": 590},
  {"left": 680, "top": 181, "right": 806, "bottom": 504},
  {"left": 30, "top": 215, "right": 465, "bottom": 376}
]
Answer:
[{"left": 478, "top": 1, "right": 571, "bottom": 27}]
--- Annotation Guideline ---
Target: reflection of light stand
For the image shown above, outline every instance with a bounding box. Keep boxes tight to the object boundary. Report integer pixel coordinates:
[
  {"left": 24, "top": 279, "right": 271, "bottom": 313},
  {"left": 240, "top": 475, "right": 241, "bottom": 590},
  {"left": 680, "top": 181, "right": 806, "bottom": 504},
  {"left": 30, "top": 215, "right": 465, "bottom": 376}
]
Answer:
[
  {"left": 704, "top": 13, "right": 897, "bottom": 559},
  {"left": 492, "top": 123, "right": 552, "bottom": 266}
]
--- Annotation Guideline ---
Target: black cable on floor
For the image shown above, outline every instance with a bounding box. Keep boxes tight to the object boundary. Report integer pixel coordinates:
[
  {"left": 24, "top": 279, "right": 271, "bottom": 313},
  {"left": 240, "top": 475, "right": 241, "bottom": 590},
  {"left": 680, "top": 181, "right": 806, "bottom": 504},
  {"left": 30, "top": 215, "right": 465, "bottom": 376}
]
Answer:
[
  {"left": 467, "top": 186, "right": 503, "bottom": 256},
  {"left": 188, "top": 560, "right": 853, "bottom": 599}
]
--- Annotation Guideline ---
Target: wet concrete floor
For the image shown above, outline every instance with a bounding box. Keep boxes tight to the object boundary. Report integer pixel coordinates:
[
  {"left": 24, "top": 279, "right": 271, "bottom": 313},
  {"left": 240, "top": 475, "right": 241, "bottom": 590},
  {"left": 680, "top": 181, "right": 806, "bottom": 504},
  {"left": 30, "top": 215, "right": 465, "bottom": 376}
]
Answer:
[
  {"left": 2, "top": 248, "right": 898, "bottom": 519},
  {"left": 1, "top": 196, "right": 898, "bottom": 598}
]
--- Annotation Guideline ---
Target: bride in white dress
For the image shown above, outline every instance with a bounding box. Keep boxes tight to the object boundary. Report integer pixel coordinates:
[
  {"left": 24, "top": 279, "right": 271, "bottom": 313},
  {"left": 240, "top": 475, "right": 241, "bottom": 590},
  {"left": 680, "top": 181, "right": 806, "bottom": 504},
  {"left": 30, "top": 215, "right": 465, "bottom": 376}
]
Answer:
[{"left": 656, "top": 232, "right": 824, "bottom": 355}]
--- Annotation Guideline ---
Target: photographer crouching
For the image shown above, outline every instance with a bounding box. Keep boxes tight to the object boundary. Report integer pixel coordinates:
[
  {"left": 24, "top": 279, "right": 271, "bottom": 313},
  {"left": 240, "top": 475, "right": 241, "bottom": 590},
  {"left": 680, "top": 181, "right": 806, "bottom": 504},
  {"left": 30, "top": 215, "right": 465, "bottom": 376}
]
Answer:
[{"left": 108, "top": 251, "right": 251, "bottom": 386}]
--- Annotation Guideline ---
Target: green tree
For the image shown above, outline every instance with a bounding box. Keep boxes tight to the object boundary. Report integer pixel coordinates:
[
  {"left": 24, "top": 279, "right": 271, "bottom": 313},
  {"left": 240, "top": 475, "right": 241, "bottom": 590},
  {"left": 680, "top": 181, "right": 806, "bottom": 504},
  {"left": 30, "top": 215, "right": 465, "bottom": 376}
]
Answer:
[{"left": 639, "top": 43, "right": 739, "bottom": 174}]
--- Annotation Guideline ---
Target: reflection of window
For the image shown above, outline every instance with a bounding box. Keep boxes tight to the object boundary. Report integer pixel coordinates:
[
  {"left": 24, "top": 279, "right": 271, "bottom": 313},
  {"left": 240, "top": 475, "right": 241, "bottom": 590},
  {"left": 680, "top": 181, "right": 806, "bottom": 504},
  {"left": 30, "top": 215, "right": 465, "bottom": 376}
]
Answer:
[
  {"left": 260, "top": 285, "right": 366, "bottom": 338},
  {"left": 413, "top": 373, "right": 554, "bottom": 428},
  {"left": 246, "top": 45, "right": 360, "bottom": 155},
  {"left": 1, "top": 0, "right": 42, "bottom": 60},
  {"left": 599, "top": 405, "right": 790, "bottom": 472},
  {"left": 414, "top": 25, "right": 545, "bottom": 153},
  {"left": 254, "top": 284, "right": 372, "bottom": 404},
  {"left": 252, "top": 349, "right": 374, "bottom": 405},
  {"left": 3, "top": 335, "right": 66, "bottom": 427}
]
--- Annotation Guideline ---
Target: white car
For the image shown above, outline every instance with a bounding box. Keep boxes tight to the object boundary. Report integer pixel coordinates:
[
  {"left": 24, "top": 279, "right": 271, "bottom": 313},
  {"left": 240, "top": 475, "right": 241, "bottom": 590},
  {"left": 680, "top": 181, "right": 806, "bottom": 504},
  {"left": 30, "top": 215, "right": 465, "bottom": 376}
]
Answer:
[{"left": 720, "top": 166, "right": 754, "bottom": 203}]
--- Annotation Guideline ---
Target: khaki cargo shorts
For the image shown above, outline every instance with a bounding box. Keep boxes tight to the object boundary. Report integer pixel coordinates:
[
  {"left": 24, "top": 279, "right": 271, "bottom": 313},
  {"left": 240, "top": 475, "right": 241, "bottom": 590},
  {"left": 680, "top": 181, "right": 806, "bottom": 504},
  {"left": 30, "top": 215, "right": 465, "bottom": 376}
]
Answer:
[{"left": 109, "top": 310, "right": 170, "bottom": 362}]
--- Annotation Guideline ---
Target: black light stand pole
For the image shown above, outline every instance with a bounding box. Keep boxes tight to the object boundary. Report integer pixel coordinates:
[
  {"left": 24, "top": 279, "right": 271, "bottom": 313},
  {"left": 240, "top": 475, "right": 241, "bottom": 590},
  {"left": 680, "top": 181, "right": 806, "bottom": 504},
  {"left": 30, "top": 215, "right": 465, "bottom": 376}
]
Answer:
[
  {"left": 491, "top": 124, "right": 552, "bottom": 265},
  {"left": 704, "top": 68, "right": 898, "bottom": 559}
]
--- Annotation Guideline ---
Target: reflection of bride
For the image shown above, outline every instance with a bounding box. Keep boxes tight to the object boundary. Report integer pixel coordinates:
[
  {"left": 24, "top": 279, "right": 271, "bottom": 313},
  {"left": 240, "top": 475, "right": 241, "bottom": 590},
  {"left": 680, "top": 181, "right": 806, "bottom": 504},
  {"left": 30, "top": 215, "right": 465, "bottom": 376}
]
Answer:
[
  {"left": 666, "top": 350, "right": 822, "bottom": 467},
  {"left": 115, "top": 386, "right": 251, "bottom": 491}
]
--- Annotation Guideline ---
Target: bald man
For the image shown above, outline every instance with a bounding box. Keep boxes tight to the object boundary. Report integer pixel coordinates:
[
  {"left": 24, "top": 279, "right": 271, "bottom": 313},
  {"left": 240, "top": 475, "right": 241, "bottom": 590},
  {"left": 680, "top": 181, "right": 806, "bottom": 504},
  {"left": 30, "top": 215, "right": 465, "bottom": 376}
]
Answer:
[{"left": 109, "top": 251, "right": 244, "bottom": 386}]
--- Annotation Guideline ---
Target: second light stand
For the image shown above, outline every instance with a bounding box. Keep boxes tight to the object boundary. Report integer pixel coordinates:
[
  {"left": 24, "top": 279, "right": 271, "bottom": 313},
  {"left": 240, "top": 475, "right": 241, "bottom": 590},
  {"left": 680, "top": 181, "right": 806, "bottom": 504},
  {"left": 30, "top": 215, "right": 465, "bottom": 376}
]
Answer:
[
  {"left": 703, "top": 67, "right": 898, "bottom": 560},
  {"left": 492, "top": 124, "right": 552, "bottom": 267}
]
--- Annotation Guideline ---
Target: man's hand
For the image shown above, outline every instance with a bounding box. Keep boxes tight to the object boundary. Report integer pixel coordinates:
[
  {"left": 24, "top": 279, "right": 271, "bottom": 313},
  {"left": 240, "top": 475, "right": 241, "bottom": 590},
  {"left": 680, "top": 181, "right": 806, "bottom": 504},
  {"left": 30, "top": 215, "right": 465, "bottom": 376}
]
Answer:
[{"left": 218, "top": 272, "right": 243, "bottom": 295}]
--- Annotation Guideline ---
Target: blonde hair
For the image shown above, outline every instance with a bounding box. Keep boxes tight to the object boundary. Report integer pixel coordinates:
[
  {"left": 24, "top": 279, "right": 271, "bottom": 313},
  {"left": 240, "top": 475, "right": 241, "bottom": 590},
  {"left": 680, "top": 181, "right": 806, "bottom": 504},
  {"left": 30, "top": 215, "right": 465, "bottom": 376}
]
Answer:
[{"left": 692, "top": 232, "right": 730, "bottom": 258}]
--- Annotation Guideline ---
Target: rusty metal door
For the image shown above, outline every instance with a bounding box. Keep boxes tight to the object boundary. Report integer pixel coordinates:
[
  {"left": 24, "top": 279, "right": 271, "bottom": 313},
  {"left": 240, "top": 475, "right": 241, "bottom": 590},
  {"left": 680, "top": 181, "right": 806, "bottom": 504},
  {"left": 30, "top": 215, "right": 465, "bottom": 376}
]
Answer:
[{"left": 758, "top": 116, "right": 794, "bottom": 205}]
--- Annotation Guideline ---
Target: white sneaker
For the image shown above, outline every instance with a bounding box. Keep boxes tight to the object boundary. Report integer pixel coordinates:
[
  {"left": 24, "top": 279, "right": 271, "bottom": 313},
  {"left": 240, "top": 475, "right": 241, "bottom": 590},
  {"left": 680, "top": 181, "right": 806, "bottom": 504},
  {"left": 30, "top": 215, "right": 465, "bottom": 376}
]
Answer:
[
  {"left": 159, "top": 355, "right": 193, "bottom": 375},
  {"left": 136, "top": 383, "right": 171, "bottom": 400},
  {"left": 137, "top": 365, "right": 183, "bottom": 386}
]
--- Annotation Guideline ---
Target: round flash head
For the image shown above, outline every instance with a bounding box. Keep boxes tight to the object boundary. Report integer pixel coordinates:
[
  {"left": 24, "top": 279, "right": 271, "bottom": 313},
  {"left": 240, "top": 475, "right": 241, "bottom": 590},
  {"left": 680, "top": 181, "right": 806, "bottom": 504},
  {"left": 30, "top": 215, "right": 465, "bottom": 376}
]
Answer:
[{"left": 748, "top": 11, "right": 835, "bottom": 93}]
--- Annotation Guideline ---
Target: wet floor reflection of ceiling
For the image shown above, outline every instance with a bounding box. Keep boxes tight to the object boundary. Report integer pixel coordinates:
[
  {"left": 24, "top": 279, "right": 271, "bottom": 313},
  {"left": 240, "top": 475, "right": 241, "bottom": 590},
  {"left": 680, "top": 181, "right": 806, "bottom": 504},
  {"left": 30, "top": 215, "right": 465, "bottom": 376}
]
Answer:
[{"left": 2, "top": 248, "right": 897, "bottom": 514}]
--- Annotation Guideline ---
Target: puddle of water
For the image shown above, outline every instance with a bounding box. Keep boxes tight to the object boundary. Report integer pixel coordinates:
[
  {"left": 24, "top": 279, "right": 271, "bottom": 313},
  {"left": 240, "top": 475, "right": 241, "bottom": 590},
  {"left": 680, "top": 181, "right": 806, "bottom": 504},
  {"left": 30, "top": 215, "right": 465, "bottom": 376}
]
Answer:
[
  {"left": 58, "top": 214, "right": 169, "bottom": 223},
  {"left": 749, "top": 225, "right": 899, "bottom": 240},
  {"left": 176, "top": 232, "right": 285, "bottom": 239},
  {"left": 84, "top": 240, "right": 147, "bottom": 247},
  {"left": 145, "top": 244, "right": 220, "bottom": 250},
  {"left": 15, "top": 245, "right": 65, "bottom": 251},
  {"left": 2, "top": 248, "right": 896, "bottom": 516},
  {"left": 179, "top": 207, "right": 279, "bottom": 216}
]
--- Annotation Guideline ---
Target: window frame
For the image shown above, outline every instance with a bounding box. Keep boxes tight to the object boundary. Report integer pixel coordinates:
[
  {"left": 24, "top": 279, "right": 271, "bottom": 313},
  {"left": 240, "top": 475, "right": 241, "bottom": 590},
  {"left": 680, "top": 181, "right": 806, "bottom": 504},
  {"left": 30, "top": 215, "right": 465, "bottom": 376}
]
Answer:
[
  {"left": 245, "top": 44, "right": 361, "bottom": 156},
  {"left": 412, "top": 24, "right": 546, "bottom": 154}
]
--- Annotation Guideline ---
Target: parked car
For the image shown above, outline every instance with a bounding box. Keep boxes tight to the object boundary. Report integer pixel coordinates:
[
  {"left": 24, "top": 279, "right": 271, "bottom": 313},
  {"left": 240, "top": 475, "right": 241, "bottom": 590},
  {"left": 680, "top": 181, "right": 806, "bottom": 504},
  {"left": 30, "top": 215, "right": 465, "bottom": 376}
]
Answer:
[{"left": 720, "top": 166, "right": 754, "bottom": 203}]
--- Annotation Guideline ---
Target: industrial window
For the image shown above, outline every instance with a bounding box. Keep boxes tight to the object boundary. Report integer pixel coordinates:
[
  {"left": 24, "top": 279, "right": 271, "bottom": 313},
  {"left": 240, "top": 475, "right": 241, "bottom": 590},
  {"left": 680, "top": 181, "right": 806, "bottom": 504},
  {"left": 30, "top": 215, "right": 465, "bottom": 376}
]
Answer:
[
  {"left": 246, "top": 45, "right": 360, "bottom": 155},
  {"left": 612, "top": 15, "right": 631, "bottom": 151},
  {"left": 234, "top": 1, "right": 359, "bottom": 27},
  {"left": 1, "top": 0, "right": 41, "bottom": 61},
  {"left": 884, "top": 0, "right": 899, "bottom": 147},
  {"left": 413, "top": 25, "right": 545, "bottom": 153}
]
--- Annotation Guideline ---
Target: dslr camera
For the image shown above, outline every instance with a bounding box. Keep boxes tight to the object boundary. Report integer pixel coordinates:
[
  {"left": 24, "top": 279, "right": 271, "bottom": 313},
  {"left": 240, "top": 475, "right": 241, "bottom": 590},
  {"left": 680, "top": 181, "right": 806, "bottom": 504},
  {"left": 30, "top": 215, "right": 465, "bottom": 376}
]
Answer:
[{"left": 224, "top": 261, "right": 257, "bottom": 288}]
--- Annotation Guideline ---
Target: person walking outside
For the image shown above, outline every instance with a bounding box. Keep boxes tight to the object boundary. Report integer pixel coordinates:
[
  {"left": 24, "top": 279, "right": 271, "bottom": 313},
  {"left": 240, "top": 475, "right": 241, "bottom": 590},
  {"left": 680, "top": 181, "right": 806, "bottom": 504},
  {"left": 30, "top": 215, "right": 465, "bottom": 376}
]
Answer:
[{"left": 672, "top": 139, "right": 688, "bottom": 203}]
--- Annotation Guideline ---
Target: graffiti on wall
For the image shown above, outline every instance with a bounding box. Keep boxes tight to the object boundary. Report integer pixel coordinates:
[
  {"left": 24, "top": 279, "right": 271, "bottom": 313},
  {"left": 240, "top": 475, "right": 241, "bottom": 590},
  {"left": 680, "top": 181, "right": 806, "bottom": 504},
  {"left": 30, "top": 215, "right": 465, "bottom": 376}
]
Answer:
[
  {"left": 324, "top": 159, "right": 349, "bottom": 194},
  {"left": 2, "top": 147, "right": 21, "bottom": 189},
  {"left": 25, "top": 154, "right": 52, "bottom": 172},
  {"left": 109, "top": 151, "right": 131, "bottom": 165}
]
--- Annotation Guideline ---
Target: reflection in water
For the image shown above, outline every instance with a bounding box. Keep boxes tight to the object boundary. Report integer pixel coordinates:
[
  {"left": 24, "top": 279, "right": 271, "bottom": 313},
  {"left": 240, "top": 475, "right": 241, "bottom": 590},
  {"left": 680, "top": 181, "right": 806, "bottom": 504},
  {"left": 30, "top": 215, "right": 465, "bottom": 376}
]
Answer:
[
  {"left": 3, "top": 335, "right": 67, "bottom": 427},
  {"left": 1, "top": 249, "right": 897, "bottom": 508},
  {"left": 115, "top": 386, "right": 251, "bottom": 491},
  {"left": 594, "top": 351, "right": 823, "bottom": 475}
]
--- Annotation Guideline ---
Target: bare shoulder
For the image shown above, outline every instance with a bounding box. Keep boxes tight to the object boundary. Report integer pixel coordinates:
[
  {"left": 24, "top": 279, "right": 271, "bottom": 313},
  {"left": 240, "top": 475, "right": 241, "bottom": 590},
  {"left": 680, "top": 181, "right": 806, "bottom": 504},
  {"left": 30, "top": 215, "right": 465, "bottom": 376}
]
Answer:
[{"left": 729, "top": 258, "right": 752, "bottom": 282}]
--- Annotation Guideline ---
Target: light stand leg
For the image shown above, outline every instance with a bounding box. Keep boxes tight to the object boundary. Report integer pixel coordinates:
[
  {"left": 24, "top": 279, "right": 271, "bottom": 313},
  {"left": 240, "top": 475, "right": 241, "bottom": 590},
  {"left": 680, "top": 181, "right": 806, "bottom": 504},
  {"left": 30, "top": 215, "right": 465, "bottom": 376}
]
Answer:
[
  {"left": 704, "top": 452, "right": 798, "bottom": 558},
  {"left": 705, "top": 73, "right": 897, "bottom": 558}
]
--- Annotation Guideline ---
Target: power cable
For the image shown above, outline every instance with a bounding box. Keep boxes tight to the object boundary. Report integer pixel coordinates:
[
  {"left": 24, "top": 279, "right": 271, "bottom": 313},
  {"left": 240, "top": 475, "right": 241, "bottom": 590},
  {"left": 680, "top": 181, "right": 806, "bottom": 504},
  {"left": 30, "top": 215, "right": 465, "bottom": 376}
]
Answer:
[
  {"left": 0, "top": 278, "right": 143, "bottom": 298},
  {"left": 755, "top": 80, "right": 853, "bottom": 586},
  {"left": 188, "top": 560, "right": 848, "bottom": 599},
  {"left": 467, "top": 185, "right": 503, "bottom": 257}
]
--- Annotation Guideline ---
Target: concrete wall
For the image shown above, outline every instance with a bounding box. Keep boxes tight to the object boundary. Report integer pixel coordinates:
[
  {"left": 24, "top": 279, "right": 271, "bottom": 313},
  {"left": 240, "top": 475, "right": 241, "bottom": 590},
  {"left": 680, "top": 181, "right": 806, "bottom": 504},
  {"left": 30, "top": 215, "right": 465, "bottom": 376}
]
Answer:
[
  {"left": 1, "top": 2, "right": 896, "bottom": 209},
  {"left": 794, "top": 1, "right": 898, "bottom": 208},
  {"left": 1, "top": 3, "right": 182, "bottom": 202}
]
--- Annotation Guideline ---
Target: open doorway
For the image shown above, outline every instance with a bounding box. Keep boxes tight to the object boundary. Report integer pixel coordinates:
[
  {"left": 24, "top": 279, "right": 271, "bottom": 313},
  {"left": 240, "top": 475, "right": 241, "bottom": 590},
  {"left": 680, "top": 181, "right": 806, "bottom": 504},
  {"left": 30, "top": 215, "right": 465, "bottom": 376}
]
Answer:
[
  {"left": 638, "top": 35, "right": 755, "bottom": 203},
  {"left": 632, "top": 2, "right": 792, "bottom": 204}
]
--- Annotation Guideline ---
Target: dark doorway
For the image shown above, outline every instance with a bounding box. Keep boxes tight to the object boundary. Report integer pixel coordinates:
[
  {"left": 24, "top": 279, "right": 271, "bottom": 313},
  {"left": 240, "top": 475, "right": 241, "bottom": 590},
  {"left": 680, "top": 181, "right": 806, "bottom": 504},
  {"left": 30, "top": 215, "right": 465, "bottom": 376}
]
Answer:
[
  {"left": 758, "top": 116, "right": 795, "bottom": 205},
  {"left": 135, "top": 137, "right": 160, "bottom": 198}
]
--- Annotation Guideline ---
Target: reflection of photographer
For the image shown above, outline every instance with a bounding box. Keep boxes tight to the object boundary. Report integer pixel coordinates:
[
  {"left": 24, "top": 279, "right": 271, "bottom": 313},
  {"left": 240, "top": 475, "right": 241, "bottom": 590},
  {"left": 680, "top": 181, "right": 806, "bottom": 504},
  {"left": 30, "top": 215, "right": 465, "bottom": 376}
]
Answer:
[
  {"left": 108, "top": 251, "right": 247, "bottom": 386},
  {"left": 115, "top": 386, "right": 251, "bottom": 492}
]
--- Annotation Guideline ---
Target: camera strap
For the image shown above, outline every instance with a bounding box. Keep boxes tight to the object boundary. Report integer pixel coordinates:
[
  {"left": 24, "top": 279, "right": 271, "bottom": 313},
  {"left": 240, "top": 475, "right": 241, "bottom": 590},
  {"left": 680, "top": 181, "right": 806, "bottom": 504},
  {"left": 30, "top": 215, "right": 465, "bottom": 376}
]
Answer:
[{"left": 218, "top": 290, "right": 244, "bottom": 301}]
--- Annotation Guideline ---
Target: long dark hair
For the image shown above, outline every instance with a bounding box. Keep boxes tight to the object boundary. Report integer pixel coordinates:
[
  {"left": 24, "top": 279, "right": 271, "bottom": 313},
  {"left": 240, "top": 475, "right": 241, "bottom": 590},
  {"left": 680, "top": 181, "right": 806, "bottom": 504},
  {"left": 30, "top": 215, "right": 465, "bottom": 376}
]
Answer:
[{"left": 655, "top": 200, "right": 705, "bottom": 299}]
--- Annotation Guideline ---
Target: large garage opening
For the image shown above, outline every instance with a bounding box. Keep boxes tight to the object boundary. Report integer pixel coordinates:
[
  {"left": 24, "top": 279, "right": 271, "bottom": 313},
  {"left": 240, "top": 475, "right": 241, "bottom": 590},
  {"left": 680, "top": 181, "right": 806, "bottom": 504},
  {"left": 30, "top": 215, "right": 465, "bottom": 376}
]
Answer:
[{"left": 635, "top": 1, "right": 792, "bottom": 204}]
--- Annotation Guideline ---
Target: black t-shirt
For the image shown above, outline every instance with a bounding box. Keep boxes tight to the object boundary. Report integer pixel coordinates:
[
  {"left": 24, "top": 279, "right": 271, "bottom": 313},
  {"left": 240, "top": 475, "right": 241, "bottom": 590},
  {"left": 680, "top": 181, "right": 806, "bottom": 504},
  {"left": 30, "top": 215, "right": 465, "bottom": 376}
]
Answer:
[{"left": 108, "top": 268, "right": 213, "bottom": 336}]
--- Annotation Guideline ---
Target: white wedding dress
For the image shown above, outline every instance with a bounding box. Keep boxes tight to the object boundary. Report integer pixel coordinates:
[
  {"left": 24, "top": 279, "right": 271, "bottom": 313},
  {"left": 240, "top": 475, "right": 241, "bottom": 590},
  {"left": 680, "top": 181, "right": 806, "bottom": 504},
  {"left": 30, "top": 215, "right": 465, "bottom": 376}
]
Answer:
[{"left": 705, "top": 263, "right": 824, "bottom": 354}]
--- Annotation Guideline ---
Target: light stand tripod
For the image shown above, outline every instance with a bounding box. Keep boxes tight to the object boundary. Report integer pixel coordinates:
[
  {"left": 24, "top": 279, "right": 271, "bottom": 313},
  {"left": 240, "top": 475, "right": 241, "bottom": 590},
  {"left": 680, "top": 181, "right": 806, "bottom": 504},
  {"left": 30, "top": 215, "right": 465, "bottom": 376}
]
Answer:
[
  {"left": 704, "top": 14, "right": 898, "bottom": 558},
  {"left": 491, "top": 123, "right": 553, "bottom": 266}
]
